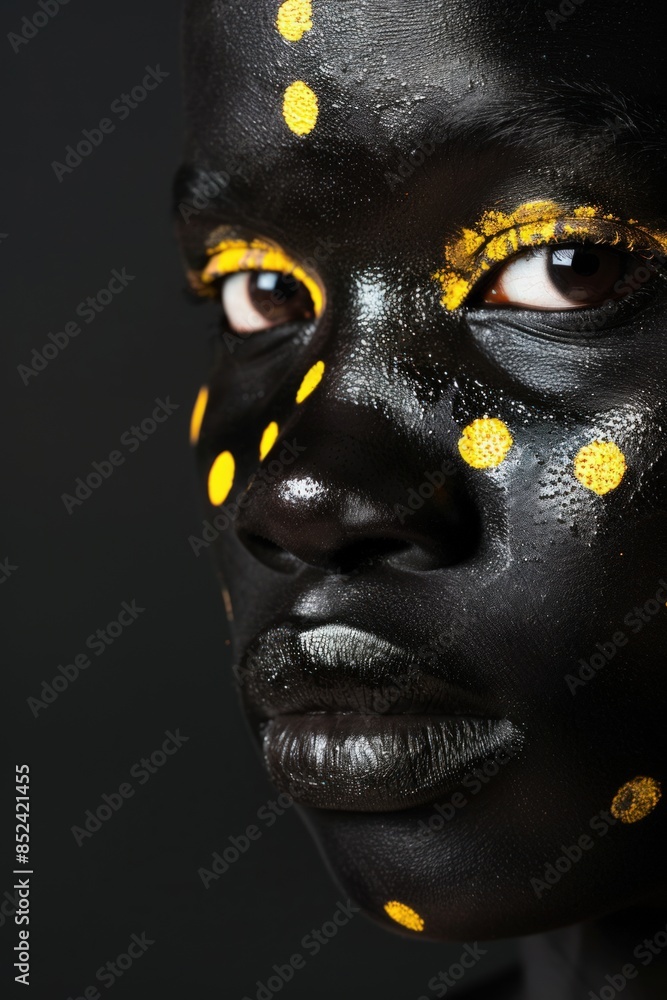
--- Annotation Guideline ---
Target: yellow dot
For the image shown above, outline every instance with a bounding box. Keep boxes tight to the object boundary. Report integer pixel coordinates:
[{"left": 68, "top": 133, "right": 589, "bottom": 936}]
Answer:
[
  {"left": 296, "top": 360, "right": 325, "bottom": 403},
  {"left": 383, "top": 901, "right": 425, "bottom": 932},
  {"left": 208, "top": 451, "right": 235, "bottom": 506},
  {"left": 611, "top": 776, "right": 661, "bottom": 824},
  {"left": 282, "top": 80, "right": 318, "bottom": 136},
  {"left": 458, "top": 417, "right": 513, "bottom": 469},
  {"left": 574, "top": 440, "right": 626, "bottom": 495},
  {"left": 189, "top": 385, "right": 209, "bottom": 445},
  {"left": 276, "top": 0, "right": 312, "bottom": 41},
  {"left": 259, "top": 421, "right": 279, "bottom": 461}
]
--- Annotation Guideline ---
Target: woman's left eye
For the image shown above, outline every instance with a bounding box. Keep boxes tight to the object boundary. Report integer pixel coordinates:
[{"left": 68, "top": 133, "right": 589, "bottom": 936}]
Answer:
[
  {"left": 221, "top": 270, "right": 315, "bottom": 334},
  {"left": 479, "top": 243, "right": 649, "bottom": 310}
]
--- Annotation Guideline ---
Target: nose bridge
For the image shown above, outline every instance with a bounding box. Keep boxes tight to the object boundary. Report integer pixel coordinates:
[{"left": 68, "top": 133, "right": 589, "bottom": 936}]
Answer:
[{"left": 233, "top": 334, "right": 483, "bottom": 572}]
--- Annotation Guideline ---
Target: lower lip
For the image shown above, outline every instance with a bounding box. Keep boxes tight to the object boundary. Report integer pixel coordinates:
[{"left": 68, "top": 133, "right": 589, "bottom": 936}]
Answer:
[{"left": 262, "top": 714, "right": 521, "bottom": 812}]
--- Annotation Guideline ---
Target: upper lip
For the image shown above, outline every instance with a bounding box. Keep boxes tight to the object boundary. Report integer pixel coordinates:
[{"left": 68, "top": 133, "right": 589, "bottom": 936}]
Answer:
[{"left": 240, "top": 621, "right": 496, "bottom": 722}]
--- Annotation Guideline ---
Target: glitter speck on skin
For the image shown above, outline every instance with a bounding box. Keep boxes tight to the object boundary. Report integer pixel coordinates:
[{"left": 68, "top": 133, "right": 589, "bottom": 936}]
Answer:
[
  {"left": 296, "top": 360, "right": 325, "bottom": 403},
  {"left": 276, "top": 0, "right": 313, "bottom": 41},
  {"left": 458, "top": 417, "right": 513, "bottom": 469},
  {"left": 208, "top": 451, "right": 235, "bottom": 506},
  {"left": 189, "top": 385, "right": 208, "bottom": 445},
  {"left": 282, "top": 80, "right": 318, "bottom": 135},
  {"left": 574, "top": 440, "right": 626, "bottom": 495},
  {"left": 383, "top": 900, "right": 425, "bottom": 932},
  {"left": 611, "top": 776, "right": 661, "bottom": 824},
  {"left": 259, "top": 421, "right": 279, "bottom": 460}
]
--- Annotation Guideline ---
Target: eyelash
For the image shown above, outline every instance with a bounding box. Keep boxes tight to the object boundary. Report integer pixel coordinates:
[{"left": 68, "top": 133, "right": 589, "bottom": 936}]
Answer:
[{"left": 433, "top": 203, "right": 667, "bottom": 311}]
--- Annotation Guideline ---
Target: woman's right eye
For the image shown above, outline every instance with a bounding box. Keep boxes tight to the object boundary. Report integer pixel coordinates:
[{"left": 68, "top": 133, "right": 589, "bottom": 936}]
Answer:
[
  {"left": 221, "top": 270, "right": 316, "bottom": 334},
  {"left": 477, "top": 242, "right": 655, "bottom": 311}
]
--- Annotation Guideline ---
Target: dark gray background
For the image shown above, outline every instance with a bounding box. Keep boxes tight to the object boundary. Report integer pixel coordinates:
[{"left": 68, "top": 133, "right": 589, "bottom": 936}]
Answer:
[{"left": 2, "top": 1, "right": 517, "bottom": 996}]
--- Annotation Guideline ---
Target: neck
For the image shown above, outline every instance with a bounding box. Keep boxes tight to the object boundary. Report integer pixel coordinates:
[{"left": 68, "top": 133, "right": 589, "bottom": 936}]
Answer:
[{"left": 520, "top": 906, "right": 667, "bottom": 1000}]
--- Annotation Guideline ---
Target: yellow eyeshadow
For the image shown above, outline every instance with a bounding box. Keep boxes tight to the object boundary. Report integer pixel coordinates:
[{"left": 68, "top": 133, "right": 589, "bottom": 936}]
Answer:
[
  {"left": 276, "top": 0, "right": 313, "bottom": 41},
  {"left": 296, "top": 360, "right": 325, "bottom": 403},
  {"left": 201, "top": 238, "right": 323, "bottom": 318},
  {"left": 573, "top": 440, "right": 626, "bottom": 495},
  {"left": 189, "top": 385, "right": 208, "bottom": 445},
  {"left": 282, "top": 80, "right": 318, "bottom": 135},
  {"left": 208, "top": 451, "right": 235, "bottom": 506},
  {"left": 433, "top": 200, "right": 667, "bottom": 310},
  {"left": 611, "top": 776, "right": 661, "bottom": 824},
  {"left": 458, "top": 417, "right": 513, "bottom": 469},
  {"left": 259, "top": 421, "right": 279, "bottom": 460},
  {"left": 383, "top": 901, "right": 425, "bottom": 932}
]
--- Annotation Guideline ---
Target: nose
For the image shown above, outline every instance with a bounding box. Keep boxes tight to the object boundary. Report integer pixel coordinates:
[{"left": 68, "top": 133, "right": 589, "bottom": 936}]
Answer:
[{"left": 235, "top": 400, "right": 481, "bottom": 575}]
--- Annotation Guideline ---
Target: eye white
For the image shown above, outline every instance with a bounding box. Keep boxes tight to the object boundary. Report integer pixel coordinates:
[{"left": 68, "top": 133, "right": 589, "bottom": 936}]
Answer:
[
  {"left": 489, "top": 248, "right": 588, "bottom": 310},
  {"left": 221, "top": 272, "right": 273, "bottom": 333}
]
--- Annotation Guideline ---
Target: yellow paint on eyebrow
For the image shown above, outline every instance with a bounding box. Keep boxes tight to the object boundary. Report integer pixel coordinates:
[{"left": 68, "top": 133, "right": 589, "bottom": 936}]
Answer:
[
  {"left": 573, "top": 440, "right": 626, "bottom": 495},
  {"left": 201, "top": 238, "right": 323, "bottom": 317},
  {"left": 259, "top": 421, "right": 279, "bottom": 460},
  {"left": 433, "top": 200, "right": 667, "bottom": 310},
  {"left": 296, "top": 360, "right": 325, "bottom": 403},
  {"left": 208, "top": 451, "right": 235, "bottom": 506},
  {"left": 276, "top": 0, "right": 313, "bottom": 41},
  {"left": 282, "top": 80, "right": 318, "bottom": 135},
  {"left": 383, "top": 900, "right": 425, "bottom": 932},
  {"left": 458, "top": 417, "right": 513, "bottom": 469},
  {"left": 611, "top": 776, "right": 661, "bottom": 823},
  {"left": 189, "top": 385, "right": 209, "bottom": 445}
]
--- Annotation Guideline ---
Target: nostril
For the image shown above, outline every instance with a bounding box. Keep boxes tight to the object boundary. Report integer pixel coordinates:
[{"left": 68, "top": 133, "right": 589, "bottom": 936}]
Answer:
[{"left": 236, "top": 531, "right": 300, "bottom": 574}]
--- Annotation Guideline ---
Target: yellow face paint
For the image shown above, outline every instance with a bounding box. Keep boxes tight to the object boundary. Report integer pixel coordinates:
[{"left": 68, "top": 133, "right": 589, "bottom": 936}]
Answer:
[
  {"left": 200, "top": 237, "right": 323, "bottom": 318},
  {"left": 458, "top": 417, "right": 513, "bottom": 469},
  {"left": 573, "top": 440, "right": 626, "bottom": 495},
  {"left": 276, "top": 0, "right": 313, "bottom": 41},
  {"left": 434, "top": 200, "right": 667, "bottom": 310},
  {"left": 282, "top": 80, "right": 318, "bottom": 135},
  {"left": 208, "top": 451, "right": 235, "bottom": 506},
  {"left": 611, "top": 776, "right": 661, "bottom": 824},
  {"left": 296, "top": 360, "right": 325, "bottom": 403},
  {"left": 383, "top": 900, "right": 425, "bottom": 932},
  {"left": 259, "top": 421, "right": 279, "bottom": 461},
  {"left": 189, "top": 385, "right": 209, "bottom": 445}
]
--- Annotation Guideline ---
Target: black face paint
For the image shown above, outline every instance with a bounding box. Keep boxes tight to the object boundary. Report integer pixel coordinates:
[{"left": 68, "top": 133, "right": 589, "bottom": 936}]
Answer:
[{"left": 177, "top": 0, "right": 667, "bottom": 944}]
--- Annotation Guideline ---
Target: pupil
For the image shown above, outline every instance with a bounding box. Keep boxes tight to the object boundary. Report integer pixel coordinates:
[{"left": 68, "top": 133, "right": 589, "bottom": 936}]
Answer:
[
  {"left": 548, "top": 244, "right": 623, "bottom": 304},
  {"left": 253, "top": 271, "right": 298, "bottom": 300},
  {"left": 248, "top": 271, "right": 312, "bottom": 324},
  {"left": 551, "top": 247, "right": 600, "bottom": 277}
]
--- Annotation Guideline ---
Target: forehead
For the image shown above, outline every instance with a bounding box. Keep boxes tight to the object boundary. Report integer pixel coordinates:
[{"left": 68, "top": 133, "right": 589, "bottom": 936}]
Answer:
[{"left": 182, "top": 1, "right": 667, "bottom": 239}]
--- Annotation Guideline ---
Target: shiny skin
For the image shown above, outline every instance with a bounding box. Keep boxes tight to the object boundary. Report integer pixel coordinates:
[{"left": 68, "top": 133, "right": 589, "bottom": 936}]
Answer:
[{"left": 177, "top": 0, "right": 667, "bottom": 959}]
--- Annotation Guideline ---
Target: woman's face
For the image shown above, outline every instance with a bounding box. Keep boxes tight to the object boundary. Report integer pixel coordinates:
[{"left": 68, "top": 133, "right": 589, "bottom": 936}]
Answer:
[{"left": 178, "top": 0, "right": 667, "bottom": 940}]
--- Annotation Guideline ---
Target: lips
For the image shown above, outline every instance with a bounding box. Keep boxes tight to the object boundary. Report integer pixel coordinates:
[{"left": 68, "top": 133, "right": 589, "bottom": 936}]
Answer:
[{"left": 241, "top": 623, "right": 522, "bottom": 812}]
